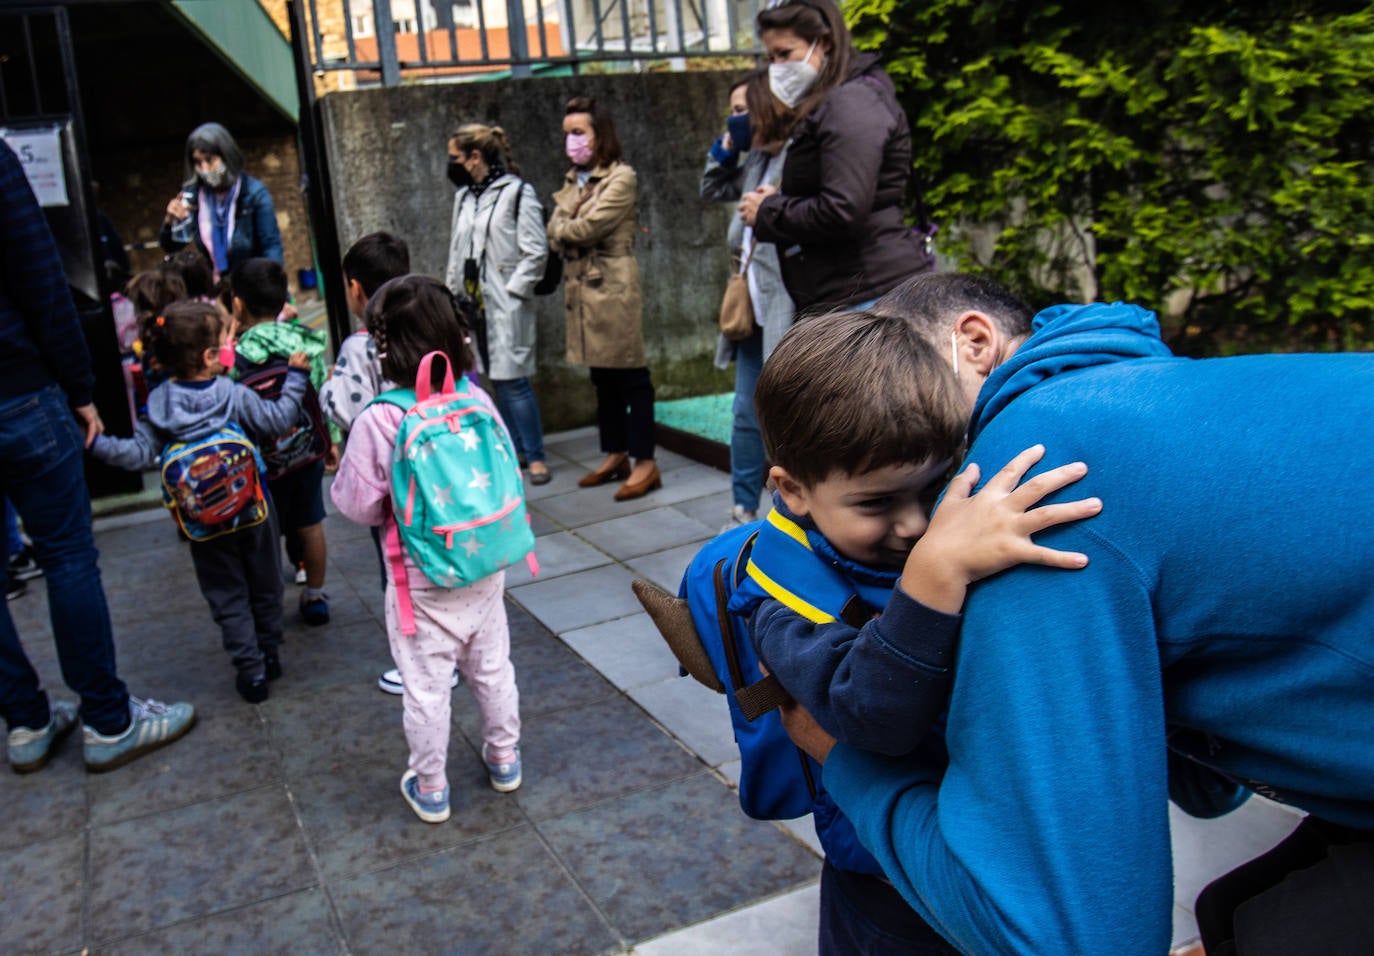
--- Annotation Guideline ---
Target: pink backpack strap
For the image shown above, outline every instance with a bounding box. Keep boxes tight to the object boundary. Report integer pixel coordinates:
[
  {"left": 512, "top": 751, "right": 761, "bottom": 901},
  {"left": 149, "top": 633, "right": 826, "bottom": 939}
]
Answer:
[
  {"left": 414, "top": 350, "right": 456, "bottom": 402},
  {"left": 385, "top": 516, "right": 418, "bottom": 636}
]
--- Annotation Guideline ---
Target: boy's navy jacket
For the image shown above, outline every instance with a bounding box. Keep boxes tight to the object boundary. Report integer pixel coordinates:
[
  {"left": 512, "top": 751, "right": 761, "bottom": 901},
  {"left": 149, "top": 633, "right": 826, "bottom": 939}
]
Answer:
[
  {"left": 825, "top": 302, "right": 1374, "bottom": 954},
  {"left": 90, "top": 372, "right": 307, "bottom": 471},
  {"left": 747, "top": 496, "right": 960, "bottom": 757}
]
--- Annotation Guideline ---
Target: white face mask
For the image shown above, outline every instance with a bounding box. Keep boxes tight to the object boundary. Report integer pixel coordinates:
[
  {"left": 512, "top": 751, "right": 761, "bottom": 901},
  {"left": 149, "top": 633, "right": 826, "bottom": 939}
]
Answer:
[{"left": 769, "top": 40, "right": 821, "bottom": 109}]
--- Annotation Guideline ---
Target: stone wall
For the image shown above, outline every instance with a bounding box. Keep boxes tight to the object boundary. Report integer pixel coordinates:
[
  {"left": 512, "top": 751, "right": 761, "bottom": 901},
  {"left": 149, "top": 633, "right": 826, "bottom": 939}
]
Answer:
[{"left": 319, "top": 70, "right": 742, "bottom": 430}]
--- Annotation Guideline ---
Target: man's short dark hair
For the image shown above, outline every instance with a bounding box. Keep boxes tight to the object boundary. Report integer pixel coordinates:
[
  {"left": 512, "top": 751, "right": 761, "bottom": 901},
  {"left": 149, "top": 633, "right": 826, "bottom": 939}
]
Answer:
[
  {"left": 342, "top": 231, "right": 411, "bottom": 299},
  {"left": 229, "top": 257, "right": 288, "bottom": 320},
  {"left": 873, "top": 273, "right": 1035, "bottom": 342},
  {"left": 756, "top": 310, "right": 967, "bottom": 488}
]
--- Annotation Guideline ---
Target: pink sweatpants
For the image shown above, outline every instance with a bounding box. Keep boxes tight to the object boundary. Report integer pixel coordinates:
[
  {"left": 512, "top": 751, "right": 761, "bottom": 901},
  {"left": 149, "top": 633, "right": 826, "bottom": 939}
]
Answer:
[{"left": 384, "top": 571, "right": 521, "bottom": 791}]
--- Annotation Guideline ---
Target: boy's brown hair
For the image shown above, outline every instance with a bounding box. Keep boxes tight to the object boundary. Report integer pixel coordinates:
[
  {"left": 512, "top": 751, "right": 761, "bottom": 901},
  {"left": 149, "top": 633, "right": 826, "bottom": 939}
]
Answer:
[{"left": 755, "top": 310, "right": 967, "bottom": 488}]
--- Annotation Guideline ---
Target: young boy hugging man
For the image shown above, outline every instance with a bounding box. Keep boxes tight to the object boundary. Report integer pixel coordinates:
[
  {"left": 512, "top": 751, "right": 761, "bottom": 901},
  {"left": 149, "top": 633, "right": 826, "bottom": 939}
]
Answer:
[
  {"left": 229, "top": 257, "right": 336, "bottom": 625},
  {"left": 741, "top": 311, "right": 1099, "bottom": 954}
]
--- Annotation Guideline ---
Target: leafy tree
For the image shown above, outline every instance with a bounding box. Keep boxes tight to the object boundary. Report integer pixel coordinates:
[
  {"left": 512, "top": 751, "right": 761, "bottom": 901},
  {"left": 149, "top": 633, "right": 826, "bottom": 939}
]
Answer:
[{"left": 847, "top": 0, "right": 1374, "bottom": 353}]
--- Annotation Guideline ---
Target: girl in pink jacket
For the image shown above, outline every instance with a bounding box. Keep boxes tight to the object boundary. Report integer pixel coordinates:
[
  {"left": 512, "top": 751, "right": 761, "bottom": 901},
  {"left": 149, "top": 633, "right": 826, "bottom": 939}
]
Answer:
[{"left": 331, "top": 276, "right": 522, "bottom": 824}]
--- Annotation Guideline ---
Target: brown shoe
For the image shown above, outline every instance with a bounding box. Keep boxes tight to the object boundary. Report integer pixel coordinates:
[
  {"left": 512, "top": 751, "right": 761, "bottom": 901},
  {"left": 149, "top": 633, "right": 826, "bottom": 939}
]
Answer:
[
  {"left": 614, "top": 463, "right": 662, "bottom": 501},
  {"left": 578, "top": 453, "right": 630, "bottom": 488}
]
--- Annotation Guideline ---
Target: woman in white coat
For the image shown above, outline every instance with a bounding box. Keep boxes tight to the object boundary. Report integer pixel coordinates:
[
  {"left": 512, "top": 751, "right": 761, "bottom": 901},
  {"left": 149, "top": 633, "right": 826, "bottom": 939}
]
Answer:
[{"left": 444, "top": 123, "right": 552, "bottom": 484}]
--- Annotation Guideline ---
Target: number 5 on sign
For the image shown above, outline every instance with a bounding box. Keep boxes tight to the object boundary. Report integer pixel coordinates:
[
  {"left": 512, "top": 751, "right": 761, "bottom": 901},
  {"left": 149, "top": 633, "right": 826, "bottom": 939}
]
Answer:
[{"left": 0, "top": 126, "right": 69, "bottom": 207}]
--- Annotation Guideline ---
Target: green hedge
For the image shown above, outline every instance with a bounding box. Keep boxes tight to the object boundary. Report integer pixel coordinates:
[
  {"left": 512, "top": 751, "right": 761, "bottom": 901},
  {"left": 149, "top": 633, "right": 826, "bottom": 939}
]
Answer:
[{"left": 848, "top": 0, "right": 1374, "bottom": 354}]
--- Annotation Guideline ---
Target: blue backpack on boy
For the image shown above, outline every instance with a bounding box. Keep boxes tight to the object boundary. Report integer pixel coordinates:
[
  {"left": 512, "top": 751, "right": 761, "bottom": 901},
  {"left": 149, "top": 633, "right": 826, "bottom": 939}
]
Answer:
[
  {"left": 160, "top": 424, "right": 270, "bottom": 542},
  {"left": 370, "top": 351, "right": 537, "bottom": 635},
  {"left": 631, "top": 514, "right": 884, "bottom": 876}
]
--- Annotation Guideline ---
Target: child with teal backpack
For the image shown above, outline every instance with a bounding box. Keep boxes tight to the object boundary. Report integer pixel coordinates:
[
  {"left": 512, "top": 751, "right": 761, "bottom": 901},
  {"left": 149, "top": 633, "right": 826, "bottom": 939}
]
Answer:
[{"left": 331, "top": 275, "right": 532, "bottom": 823}]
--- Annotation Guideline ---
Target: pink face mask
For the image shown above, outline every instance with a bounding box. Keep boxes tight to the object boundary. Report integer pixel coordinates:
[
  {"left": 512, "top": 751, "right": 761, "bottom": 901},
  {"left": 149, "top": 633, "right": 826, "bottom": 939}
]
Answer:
[
  {"left": 217, "top": 339, "right": 237, "bottom": 371},
  {"left": 565, "top": 132, "right": 594, "bottom": 167}
]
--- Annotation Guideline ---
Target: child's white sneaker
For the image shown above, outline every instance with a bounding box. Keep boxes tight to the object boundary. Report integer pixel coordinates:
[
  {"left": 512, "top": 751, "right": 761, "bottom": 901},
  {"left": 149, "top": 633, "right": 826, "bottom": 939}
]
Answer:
[{"left": 377, "top": 669, "right": 460, "bottom": 694}]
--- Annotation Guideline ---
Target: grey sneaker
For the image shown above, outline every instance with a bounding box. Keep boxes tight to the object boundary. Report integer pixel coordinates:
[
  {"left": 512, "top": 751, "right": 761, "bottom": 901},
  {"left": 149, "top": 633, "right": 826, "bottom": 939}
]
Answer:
[
  {"left": 400, "top": 769, "right": 450, "bottom": 823},
  {"left": 482, "top": 742, "right": 522, "bottom": 792},
  {"left": 82, "top": 696, "right": 196, "bottom": 773},
  {"left": 8, "top": 701, "right": 77, "bottom": 773}
]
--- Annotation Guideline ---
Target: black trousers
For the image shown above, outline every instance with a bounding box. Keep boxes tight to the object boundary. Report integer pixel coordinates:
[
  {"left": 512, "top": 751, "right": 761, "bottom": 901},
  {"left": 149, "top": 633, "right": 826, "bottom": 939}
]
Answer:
[
  {"left": 1195, "top": 814, "right": 1374, "bottom": 955},
  {"left": 589, "top": 366, "right": 655, "bottom": 460}
]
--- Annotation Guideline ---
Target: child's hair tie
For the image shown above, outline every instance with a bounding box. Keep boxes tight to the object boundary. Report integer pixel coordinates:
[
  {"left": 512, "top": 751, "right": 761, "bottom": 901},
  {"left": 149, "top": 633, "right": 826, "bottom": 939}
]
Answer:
[{"left": 155, "top": 315, "right": 166, "bottom": 327}]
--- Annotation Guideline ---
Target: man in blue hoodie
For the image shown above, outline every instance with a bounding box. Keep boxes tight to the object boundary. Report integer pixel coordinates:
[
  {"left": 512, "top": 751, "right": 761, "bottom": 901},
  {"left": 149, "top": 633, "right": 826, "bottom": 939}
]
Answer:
[{"left": 777, "top": 273, "right": 1374, "bottom": 955}]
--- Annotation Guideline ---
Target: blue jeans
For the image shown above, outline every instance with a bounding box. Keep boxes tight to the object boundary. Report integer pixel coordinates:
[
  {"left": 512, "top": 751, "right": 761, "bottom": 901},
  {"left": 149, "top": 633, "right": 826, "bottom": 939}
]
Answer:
[
  {"left": 0, "top": 386, "right": 129, "bottom": 734},
  {"left": 4, "top": 497, "right": 21, "bottom": 553},
  {"left": 492, "top": 377, "right": 546, "bottom": 464},
  {"left": 730, "top": 328, "right": 766, "bottom": 512}
]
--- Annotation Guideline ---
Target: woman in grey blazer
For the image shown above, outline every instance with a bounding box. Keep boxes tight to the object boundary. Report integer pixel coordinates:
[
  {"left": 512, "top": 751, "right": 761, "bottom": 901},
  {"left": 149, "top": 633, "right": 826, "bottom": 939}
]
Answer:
[{"left": 445, "top": 123, "right": 552, "bottom": 484}]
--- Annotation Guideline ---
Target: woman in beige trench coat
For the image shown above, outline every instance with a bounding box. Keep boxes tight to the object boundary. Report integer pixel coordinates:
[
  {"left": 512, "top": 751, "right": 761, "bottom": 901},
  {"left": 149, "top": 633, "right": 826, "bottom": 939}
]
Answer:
[{"left": 547, "top": 95, "right": 660, "bottom": 501}]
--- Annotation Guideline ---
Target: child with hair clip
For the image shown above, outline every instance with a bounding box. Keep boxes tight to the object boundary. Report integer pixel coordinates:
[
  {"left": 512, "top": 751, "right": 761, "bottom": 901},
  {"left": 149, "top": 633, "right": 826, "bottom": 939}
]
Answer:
[
  {"left": 331, "top": 275, "right": 523, "bottom": 824},
  {"left": 89, "top": 300, "right": 311, "bottom": 703}
]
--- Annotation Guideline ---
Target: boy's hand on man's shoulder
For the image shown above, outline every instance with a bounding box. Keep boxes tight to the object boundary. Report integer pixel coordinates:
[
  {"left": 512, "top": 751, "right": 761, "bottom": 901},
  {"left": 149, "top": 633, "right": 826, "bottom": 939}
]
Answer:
[
  {"left": 287, "top": 352, "right": 311, "bottom": 370},
  {"left": 901, "top": 445, "right": 1102, "bottom": 615}
]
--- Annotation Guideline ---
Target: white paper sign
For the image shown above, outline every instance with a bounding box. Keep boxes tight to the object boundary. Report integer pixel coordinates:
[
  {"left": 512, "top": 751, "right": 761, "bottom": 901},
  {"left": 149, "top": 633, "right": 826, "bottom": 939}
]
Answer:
[{"left": 1, "top": 127, "right": 69, "bottom": 207}]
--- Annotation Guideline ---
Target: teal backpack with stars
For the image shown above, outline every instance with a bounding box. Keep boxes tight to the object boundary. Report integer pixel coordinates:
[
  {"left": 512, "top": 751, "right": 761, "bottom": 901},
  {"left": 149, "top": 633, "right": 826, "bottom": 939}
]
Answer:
[{"left": 371, "top": 351, "right": 537, "bottom": 635}]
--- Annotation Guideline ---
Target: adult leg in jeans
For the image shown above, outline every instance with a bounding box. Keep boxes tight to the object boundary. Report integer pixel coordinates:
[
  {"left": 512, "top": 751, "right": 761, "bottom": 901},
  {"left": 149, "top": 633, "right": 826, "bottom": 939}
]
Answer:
[
  {"left": 730, "top": 328, "right": 765, "bottom": 515},
  {"left": 492, "top": 377, "right": 547, "bottom": 464},
  {"left": 4, "top": 497, "right": 22, "bottom": 554},
  {"left": 0, "top": 386, "right": 129, "bottom": 735}
]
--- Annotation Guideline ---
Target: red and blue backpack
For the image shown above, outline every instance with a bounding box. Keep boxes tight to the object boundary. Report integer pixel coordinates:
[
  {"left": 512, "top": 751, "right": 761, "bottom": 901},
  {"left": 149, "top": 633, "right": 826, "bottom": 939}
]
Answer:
[{"left": 159, "top": 424, "right": 270, "bottom": 541}]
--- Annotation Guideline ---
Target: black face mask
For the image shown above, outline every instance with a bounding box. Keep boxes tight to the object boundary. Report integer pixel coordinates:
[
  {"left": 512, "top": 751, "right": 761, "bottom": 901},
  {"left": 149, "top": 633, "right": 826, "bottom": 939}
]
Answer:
[{"left": 447, "top": 160, "right": 473, "bottom": 189}]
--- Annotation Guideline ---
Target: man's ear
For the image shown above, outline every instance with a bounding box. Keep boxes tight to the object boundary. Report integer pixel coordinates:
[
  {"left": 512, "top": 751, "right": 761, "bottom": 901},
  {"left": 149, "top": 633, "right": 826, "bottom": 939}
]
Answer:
[
  {"left": 769, "top": 465, "right": 811, "bottom": 517},
  {"left": 231, "top": 295, "right": 246, "bottom": 320},
  {"left": 953, "top": 310, "right": 1002, "bottom": 379}
]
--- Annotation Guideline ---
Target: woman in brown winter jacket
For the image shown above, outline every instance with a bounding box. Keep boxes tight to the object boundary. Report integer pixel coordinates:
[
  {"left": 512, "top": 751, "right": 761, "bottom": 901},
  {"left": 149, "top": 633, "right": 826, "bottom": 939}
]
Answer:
[{"left": 547, "top": 95, "right": 660, "bottom": 501}]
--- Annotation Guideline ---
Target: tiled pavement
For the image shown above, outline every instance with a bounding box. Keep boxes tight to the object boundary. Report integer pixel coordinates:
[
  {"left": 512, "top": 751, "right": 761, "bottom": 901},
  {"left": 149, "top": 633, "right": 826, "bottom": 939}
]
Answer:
[{"left": 2, "top": 426, "right": 1300, "bottom": 954}]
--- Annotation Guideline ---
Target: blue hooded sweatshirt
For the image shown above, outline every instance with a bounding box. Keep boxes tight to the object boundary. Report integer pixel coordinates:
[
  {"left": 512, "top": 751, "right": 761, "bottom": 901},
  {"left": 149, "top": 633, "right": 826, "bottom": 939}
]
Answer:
[{"left": 823, "top": 302, "right": 1374, "bottom": 955}]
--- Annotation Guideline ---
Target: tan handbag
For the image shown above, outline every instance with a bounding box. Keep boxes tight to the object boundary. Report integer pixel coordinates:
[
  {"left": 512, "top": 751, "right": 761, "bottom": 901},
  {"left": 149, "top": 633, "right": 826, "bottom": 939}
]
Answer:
[{"left": 718, "top": 244, "right": 757, "bottom": 341}]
